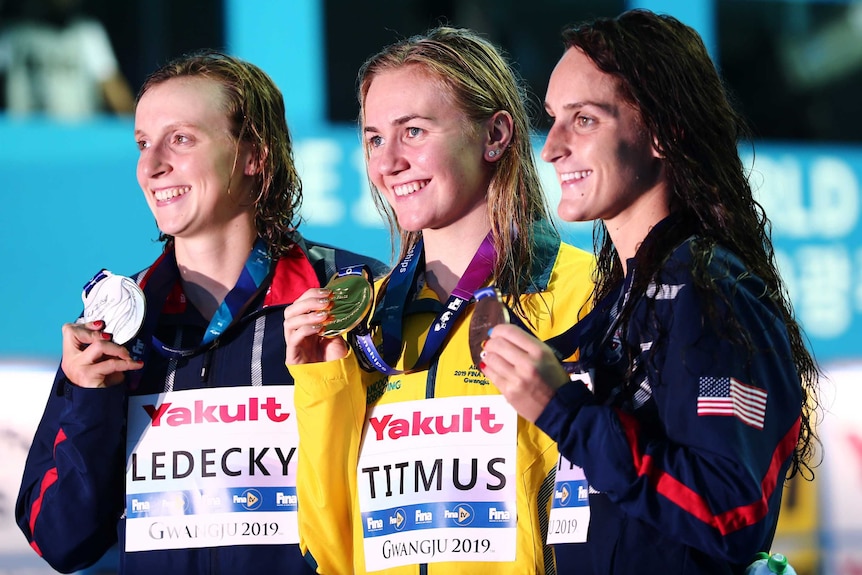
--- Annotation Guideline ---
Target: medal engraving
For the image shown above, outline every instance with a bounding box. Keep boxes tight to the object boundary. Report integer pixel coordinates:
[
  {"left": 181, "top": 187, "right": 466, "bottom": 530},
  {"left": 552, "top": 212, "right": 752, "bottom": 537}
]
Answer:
[{"left": 78, "top": 270, "right": 146, "bottom": 345}]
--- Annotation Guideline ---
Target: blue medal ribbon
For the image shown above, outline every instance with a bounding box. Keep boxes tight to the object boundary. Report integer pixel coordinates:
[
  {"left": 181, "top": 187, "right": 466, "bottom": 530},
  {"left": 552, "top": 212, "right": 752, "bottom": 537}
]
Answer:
[
  {"left": 154, "top": 239, "right": 274, "bottom": 358},
  {"left": 126, "top": 239, "right": 274, "bottom": 377}
]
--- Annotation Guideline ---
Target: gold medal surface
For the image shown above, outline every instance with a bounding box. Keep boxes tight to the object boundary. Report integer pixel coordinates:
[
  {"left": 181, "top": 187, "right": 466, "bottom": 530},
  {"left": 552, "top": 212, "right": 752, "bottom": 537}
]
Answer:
[
  {"left": 468, "top": 288, "right": 509, "bottom": 367},
  {"left": 321, "top": 273, "right": 373, "bottom": 337}
]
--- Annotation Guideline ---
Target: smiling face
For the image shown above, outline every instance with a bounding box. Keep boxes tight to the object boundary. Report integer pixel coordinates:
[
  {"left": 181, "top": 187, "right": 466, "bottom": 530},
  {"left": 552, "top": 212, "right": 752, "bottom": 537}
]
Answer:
[
  {"left": 134, "top": 76, "right": 257, "bottom": 243},
  {"left": 362, "top": 66, "right": 492, "bottom": 234},
  {"left": 542, "top": 47, "right": 668, "bottom": 234}
]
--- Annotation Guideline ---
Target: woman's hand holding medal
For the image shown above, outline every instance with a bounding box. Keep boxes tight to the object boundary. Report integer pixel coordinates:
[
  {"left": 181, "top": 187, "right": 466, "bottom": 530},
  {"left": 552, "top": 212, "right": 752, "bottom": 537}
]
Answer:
[
  {"left": 62, "top": 270, "right": 146, "bottom": 388},
  {"left": 61, "top": 319, "right": 144, "bottom": 388},
  {"left": 283, "top": 270, "right": 373, "bottom": 366},
  {"left": 471, "top": 287, "right": 570, "bottom": 423}
]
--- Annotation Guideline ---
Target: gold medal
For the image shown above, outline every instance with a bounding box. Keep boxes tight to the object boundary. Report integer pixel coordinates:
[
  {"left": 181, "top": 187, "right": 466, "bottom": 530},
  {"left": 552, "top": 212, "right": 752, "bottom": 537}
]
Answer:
[{"left": 321, "top": 272, "right": 373, "bottom": 337}]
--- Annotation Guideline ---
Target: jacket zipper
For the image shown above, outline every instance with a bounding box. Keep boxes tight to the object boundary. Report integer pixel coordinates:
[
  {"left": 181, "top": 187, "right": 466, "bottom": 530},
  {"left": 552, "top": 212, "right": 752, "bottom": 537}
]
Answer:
[{"left": 200, "top": 340, "right": 219, "bottom": 383}]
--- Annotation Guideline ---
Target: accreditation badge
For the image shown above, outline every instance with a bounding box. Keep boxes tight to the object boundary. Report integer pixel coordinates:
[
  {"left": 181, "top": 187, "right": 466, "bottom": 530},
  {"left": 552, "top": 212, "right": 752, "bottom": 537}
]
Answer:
[
  {"left": 547, "top": 455, "right": 591, "bottom": 544},
  {"left": 124, "top": 387, "right": 299, "bottom": 551},
  {"left": 321, "top": 271, "right": 373, "bottom": 337},
  {"left": 78, "top": 269, "right": 146, "bottom": 345},
  {"left": 358, "top": 396, "right": 518, "bottom": 570},
  {"left": 547, "top": 371, "right": 593, "bottom": 544}
]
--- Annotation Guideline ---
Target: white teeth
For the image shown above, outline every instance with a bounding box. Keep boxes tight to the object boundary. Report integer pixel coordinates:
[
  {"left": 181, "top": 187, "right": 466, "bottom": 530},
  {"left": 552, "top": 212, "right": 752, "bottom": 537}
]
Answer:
[
  {"left": 560, "top": 170, "right": 592, "bottom": 182},
  {"left": 392, "top": 180, "right": 428, "bottom": 197},
  {"left": 154, "top": 186, "right": 190, "bottom": 201}
]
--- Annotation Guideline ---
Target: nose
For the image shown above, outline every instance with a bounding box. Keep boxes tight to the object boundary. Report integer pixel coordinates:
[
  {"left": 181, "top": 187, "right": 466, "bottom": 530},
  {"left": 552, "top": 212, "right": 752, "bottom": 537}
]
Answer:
[
  {"left": 372, "top": 140, "right": 408, "bottom": 177},
  {"left": 541, "top": 121, "right": 568, "bottom": 164},
  {"left": 138, "top": 146, "right": 170, "bottom": 180}
]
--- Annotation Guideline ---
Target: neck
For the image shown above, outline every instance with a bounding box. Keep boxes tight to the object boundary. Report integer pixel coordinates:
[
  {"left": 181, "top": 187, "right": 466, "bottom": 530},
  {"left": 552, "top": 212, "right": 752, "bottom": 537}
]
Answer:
[
  {"left": 422, "top": 216, "right": 492, "bottom": 301},
  {"left": 174, "top": 229, "right": 258, "bottom": 320},
  {"left": 605, "top": 186, "right": 670, "bottom": 275}
]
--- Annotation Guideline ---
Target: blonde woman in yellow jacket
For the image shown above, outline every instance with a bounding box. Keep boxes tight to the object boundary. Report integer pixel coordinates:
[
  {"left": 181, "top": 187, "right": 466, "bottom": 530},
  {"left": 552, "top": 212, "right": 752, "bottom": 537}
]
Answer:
[{"left": 284, "top": 27, "right": 594, "bottom": 574}]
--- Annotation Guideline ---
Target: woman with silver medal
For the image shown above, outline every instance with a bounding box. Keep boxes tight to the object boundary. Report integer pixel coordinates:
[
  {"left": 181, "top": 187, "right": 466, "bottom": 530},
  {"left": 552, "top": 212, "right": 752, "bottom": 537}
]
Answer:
[
  {"left": 283, "top": 27, "right": 595, "bottom": 575},
  {"left": 17, "top": 51, "right": 386, "bottom": 575}
]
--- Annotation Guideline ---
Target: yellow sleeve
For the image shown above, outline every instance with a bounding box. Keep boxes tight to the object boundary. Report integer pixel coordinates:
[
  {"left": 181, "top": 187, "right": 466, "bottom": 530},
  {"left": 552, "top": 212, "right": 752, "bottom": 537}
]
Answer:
[{"left": 291, "top": 348, "right": 370, "bottom": 574}]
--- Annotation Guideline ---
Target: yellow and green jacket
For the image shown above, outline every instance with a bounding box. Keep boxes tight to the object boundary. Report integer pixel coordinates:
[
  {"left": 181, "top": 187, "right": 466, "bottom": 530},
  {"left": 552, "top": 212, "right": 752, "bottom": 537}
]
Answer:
[{"left": 291, "top": 227, "right": 594, "bottom": 575}]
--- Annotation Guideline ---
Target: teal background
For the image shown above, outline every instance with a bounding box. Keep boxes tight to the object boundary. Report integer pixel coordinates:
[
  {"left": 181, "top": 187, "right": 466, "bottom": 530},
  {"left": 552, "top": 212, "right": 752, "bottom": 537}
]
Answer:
[{"left": 1, "top": 0, "right": 859, "bottom": 365}]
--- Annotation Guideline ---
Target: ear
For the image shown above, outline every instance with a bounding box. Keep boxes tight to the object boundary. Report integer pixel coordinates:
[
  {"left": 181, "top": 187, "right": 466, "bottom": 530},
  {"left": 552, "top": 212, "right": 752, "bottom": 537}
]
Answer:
[
  {"left": 651, "top": 135, "right": 664, "bottom": 159},
  {"left": 484, "top": 110, "right": 514, "bottom": 163},
  {"left": 242, "top": 143, "right": 265, "bottom": 176}
]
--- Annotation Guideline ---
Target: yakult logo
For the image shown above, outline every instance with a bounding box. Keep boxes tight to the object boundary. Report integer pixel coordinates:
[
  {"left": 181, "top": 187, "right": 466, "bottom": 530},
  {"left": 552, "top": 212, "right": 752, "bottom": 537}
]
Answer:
[
  {"left": 143, "top": 397, "right": 290, "bottom": 427},
  {"left": 368, "top": 406, "right": 503, "bottom": 441}
]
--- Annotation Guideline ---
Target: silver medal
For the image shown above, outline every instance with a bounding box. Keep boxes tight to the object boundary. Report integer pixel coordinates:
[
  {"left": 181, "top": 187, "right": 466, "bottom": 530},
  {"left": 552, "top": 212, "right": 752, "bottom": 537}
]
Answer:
[{"left": 77, "top": 270, "right": 146, "bottom": 345}]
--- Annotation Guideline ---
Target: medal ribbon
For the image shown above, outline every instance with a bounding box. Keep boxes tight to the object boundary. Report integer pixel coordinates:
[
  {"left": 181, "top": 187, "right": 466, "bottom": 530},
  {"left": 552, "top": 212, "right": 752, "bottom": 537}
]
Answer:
[
  {"left": 129, "top": 239, "right": 274, "bottom": 368},
  {"left": 354, "top": 233, "right": 496, "bottom": 375},
  {"left": 201, "top": 240, "right": 272, "bottom": 345},
  {"left": 154, "top": 239, "right": 274, "bottom": 358}
]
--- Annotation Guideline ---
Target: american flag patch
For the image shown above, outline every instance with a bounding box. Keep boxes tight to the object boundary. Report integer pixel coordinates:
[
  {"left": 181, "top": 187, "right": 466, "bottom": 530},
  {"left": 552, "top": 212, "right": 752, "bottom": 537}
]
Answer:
[{"left": 697, "top": 376, "right": 767, "bottom": 430}]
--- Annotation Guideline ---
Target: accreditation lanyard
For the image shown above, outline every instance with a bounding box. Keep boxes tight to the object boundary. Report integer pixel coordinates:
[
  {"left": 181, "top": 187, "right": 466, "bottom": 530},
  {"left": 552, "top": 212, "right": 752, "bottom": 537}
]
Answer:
[
  {"left": 354, "top": 233, "right": 496, "bottom": 375},
  {"left": 137, "top": 239, "right": 274, "bottom": 361}
]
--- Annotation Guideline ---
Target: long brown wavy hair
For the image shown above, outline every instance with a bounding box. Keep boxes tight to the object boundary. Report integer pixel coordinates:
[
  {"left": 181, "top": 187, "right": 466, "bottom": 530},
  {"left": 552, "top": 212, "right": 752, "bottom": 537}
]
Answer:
[
  {"left": 562, "top": 9, "right": 820, "bottom": 478},
  {"left": 137, "top": 50, "right": 302, "bottom": 258}
]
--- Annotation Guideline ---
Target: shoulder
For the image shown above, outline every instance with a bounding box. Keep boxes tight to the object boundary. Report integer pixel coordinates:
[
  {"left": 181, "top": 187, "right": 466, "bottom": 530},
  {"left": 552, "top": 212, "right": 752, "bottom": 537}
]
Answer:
[
  {"left": 525, "top": 220, "right": 595, "bottom": 293},
  {"left": 663, "top": 238, "right": 759, "bottom": 290},
  {"left": 294, "top": 233, "right": 390, "bottom": 282},
  {"left": 556, "top": 242, "right": 596, "bottom": 274},
  {"left": 654, "top": 239, "right": 780, "bottom": 327}
]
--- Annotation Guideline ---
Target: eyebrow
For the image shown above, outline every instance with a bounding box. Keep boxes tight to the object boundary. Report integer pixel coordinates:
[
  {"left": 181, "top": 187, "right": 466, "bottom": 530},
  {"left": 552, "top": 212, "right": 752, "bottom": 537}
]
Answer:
[
  {"left": 544, "top": 100, "right": 616, "bottom": 116},
  {"left": 364, "top": 113, "right": 432, "bottom": 134},
  {"left": 134, "top": 121, "right": 198, "bottom": 138}
]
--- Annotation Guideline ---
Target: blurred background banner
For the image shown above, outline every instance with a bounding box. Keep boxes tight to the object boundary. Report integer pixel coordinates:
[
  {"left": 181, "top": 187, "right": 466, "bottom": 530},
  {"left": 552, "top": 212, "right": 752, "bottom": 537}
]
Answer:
[{"left": 2, "top": 1, "right": 861, "bottom": 573}]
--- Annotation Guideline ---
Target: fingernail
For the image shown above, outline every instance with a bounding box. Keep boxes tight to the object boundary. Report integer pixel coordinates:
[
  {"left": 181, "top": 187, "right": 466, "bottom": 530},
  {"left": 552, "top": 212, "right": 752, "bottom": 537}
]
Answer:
[
  {"left": 101, "top": 332, "right": 113, "bottom": 340},
  {"left": 478, "top": 361, "right": 487, "bottom": 371},
  {"left": 93, "top": 320, "right": 105, "bottom": 329},
  {"left": 487, "top": 328, "right": 494, "bottom": 337}
]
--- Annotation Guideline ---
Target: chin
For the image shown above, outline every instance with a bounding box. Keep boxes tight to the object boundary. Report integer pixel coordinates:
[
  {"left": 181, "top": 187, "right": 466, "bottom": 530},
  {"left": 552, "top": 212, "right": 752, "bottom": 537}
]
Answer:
[
  {"left": 557, "top": 206, "right": 588, "bottom": 224},
  {"left": 395, "top": 217, "right": 425, "bottom": 233}
]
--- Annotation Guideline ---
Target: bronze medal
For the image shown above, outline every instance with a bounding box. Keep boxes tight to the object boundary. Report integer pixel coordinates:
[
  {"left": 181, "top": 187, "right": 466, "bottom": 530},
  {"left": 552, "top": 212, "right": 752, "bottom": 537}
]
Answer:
[
  {"left": 321, "top": 273, "right": 373, "bottom": 337},
  {"left": 468, "top": 287, "right": 509, "bottom": 367}
]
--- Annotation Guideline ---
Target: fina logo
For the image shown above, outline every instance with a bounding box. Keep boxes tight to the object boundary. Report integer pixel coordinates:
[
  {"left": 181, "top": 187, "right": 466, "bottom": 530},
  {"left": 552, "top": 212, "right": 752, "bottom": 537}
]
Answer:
[{"left": 234, "top": 488, "right": 263, "bottom": 511}]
